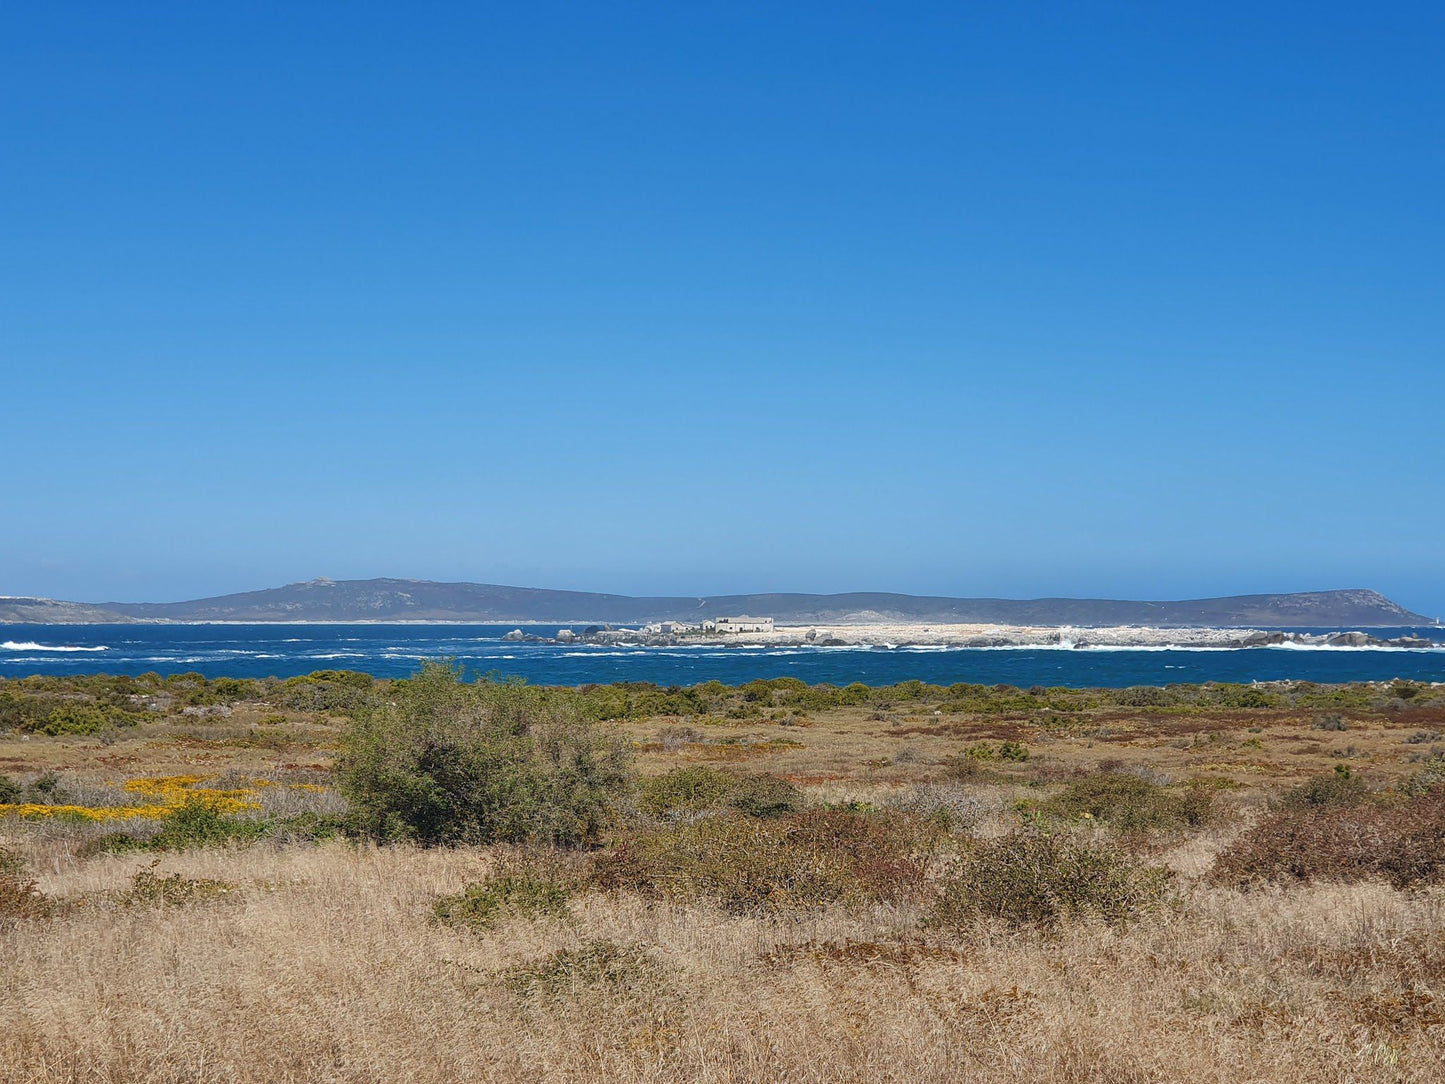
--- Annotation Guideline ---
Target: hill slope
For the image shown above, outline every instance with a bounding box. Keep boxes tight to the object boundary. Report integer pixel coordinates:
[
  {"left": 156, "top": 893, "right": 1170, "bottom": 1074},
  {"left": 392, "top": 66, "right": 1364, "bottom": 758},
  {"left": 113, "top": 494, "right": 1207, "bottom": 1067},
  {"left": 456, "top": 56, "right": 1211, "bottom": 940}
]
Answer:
[{"left": 0, "top": 580, "right": 1431, "bottom": 626}]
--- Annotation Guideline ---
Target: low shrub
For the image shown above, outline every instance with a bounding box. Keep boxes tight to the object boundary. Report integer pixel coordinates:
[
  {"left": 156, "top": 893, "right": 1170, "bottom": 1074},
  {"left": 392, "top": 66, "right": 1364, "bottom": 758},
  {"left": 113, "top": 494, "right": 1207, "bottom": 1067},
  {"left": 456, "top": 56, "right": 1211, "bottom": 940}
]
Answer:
[
  {"left": 637, "top": 766, "right": 801, "bottom": 820},
  {"left": 0, "top": 844, "right": 24, "bottom": 875},
  {"left": 1113, "top": 686, "right": 1176, "bottom": 708},
  {"left": 1311, "top": 713, "right": 1348, "bottom": 731},
  {"left": 1211, "top": 790, "right": 1445, "bottom": 890},
  {"left": 884, "top": 783, "right": 986, "bottom": 830},
  {"left": 656, "top": 724, "right": 705, "bottom": 751},
  {"left": 0, "top": 774, "right": 20, "bottom": 804},
  {"left": 82, "top": 797, "right": 271, "bottom": 855},
  {"left": 0, "top": 872, "right": 52, "bottom": 926},
  {"left": 121, "top": 861, "right": 236, "bottom": 906},
  {"left": 929, "top": 831, "right": 1173, "bottom": 929},
  {"left": 263, "top": 811, "right": 352, "bottom": 845},
  {"left": 595, "top": 807, "right": 937, "bottom": 914},
  {"left": 961, "top": 741, "right": 1028, "bottom": 762},
  {"left": 25, "top": 772, "right": 61, "bottom": 801},
  {"left": 434, "top": 855, "right": 577, "bottom": 930},
  {"left": 1404, "top": 753, "right": 1445, "bottom": 797},
  {"left": 940, "top": 754, "right": 986, "bottom": 781},
  {"left": 31, "top": 703, "right": 140, "bottom": 736},
  {"left": 1279, "top": 765, "right": 1368, "bottom": 809},
  {"left": 501, "top": 939, "right": 666, "bottom": 1000},
  {"left": 1030, "top": 772, "right": 1215, "bottom": 832}
]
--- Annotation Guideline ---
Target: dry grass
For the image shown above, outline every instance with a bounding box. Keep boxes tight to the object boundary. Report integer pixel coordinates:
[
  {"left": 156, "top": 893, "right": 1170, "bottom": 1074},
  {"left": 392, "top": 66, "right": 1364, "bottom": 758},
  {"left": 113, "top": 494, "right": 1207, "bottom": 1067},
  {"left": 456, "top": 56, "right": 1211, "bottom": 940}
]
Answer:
[{"left": 2, "top": 841, "right": 1443, "bottom": 1082}]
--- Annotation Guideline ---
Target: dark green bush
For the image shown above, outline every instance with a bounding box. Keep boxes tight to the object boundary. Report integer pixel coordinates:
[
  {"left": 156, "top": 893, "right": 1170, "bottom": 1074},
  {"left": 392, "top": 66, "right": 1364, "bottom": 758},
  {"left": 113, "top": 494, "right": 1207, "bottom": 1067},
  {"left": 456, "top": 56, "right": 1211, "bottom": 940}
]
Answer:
[
  {"left": 717, "top": 772, "right": 802, "bottom": 819},
  {"left": 0, "top": 774, "right": 20, "bottom": 804},
  {"left": 25, "top": 772, "right": 61, "bottom": 801},
  {"left": 339, "top": 662, "right": 632, "bottom": 847},
  {"left": 929, "top": 831, "right": 1173, "bottom": 928}
]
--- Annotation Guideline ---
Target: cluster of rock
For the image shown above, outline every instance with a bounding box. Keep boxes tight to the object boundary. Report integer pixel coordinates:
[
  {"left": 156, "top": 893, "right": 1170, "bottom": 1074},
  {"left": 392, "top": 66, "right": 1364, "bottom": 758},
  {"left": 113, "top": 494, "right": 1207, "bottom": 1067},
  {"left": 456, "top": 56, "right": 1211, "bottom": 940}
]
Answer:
[
  {"left": 502, "top": 626, "right": 647, "bottom": 646},
  {"left": 1231, "top": 631, "right": 1439, "bottom": 650}
]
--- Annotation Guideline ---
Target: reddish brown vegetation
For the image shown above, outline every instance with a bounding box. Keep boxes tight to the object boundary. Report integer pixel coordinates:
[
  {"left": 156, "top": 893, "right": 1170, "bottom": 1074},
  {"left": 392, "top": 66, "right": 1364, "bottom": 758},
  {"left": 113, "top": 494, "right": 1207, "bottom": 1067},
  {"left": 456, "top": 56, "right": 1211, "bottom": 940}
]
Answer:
[{"left": 1212, "top": 790, "right": 1445, "bottom": 889}]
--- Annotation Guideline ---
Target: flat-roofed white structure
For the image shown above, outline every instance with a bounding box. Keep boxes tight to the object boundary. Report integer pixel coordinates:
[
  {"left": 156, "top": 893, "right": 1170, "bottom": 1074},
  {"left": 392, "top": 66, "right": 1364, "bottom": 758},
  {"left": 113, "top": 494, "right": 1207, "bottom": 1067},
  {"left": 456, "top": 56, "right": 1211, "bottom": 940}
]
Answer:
[{"left": 708, "top": 616, "right": 775, "bottom": 633}]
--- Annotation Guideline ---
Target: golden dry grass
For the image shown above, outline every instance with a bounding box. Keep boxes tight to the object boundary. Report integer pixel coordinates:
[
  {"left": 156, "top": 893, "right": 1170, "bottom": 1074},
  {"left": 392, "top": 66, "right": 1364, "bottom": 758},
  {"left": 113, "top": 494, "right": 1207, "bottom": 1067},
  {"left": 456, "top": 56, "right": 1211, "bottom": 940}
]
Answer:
[{"left": 3, "top": 840, "right": 1444, "bottom": 1082}]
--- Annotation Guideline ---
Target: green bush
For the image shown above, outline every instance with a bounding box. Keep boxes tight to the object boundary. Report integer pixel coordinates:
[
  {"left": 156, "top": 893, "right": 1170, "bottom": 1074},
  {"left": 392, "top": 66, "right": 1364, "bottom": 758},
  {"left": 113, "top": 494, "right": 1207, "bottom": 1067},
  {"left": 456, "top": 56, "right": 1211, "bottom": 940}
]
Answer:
[
  {"left": 34, "top": 702, "right": 139, "bottom": 736},
  {"left": 339, "top": 662, "right": 632, "bottom": 847},
  {"left": 929, "top": 831, "right": 1173, "bottom": 928},
  {"left": 0, "top": 774, "right": 20, "bottom": 804},
  {"left": 1031, "top": 772, "right": 1215, "bottom": 831}
]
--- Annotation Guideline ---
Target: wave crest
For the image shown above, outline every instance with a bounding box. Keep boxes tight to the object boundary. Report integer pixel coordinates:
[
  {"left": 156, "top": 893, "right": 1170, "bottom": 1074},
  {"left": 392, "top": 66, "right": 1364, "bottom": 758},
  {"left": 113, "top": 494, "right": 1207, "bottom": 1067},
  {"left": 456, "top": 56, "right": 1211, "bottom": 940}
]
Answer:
[{"left": 2, "top": 641, "right": 108, "bottom": 653}]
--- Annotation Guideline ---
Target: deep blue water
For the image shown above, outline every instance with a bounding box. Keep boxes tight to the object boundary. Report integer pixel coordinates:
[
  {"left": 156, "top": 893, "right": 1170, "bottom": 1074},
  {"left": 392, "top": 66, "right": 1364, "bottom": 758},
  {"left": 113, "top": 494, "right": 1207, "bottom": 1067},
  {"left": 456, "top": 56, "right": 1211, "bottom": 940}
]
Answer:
[{"left": 2, "top": 624, "right": 1443, "bottom": 687}]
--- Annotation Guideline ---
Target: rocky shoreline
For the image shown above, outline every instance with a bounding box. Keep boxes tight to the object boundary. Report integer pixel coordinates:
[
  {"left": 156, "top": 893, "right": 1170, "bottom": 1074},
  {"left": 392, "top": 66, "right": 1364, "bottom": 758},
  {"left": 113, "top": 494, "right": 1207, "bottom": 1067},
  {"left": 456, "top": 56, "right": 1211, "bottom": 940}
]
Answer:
[{"left": 501, "top": 622, "right": 1442, "bottom": 651}]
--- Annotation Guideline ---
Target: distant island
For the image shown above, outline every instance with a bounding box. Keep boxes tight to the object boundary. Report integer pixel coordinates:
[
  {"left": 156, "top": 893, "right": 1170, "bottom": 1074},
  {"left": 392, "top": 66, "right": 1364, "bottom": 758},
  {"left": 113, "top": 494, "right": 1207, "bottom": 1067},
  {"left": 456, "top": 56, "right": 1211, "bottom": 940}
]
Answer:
[{"left": 0, "top": 578, "right": 1433, "bottom": 628}]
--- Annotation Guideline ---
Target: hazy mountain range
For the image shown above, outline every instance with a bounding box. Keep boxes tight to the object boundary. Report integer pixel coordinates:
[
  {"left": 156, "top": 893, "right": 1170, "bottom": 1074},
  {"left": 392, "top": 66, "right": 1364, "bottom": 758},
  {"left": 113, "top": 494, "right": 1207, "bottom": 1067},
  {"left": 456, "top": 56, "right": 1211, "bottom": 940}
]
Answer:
[{"left": 0, "top": 579, "right": 1433, "bottom": 627}]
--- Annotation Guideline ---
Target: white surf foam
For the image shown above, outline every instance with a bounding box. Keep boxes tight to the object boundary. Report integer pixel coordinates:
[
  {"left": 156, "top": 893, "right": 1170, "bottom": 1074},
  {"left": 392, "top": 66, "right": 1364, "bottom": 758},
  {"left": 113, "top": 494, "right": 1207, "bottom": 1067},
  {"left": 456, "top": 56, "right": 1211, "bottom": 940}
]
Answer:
[{"left": 2, "top": 641, "right": 108, "bottom": 653}]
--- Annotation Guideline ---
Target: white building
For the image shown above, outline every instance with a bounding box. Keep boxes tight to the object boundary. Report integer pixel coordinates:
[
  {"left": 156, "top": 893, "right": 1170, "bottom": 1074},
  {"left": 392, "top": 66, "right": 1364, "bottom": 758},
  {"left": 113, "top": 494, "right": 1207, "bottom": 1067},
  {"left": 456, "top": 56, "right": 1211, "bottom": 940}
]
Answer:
[{"left": 708, "top": 616, "right": 775, "bottom": 633}]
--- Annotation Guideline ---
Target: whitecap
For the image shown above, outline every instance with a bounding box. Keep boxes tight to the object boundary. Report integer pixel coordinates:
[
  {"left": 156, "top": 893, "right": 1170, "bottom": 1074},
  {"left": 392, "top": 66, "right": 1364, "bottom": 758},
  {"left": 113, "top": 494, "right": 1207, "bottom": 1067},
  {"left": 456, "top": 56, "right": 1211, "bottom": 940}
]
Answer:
[{"left": 2, "top": 641, "right": 108, "bottom": 653}]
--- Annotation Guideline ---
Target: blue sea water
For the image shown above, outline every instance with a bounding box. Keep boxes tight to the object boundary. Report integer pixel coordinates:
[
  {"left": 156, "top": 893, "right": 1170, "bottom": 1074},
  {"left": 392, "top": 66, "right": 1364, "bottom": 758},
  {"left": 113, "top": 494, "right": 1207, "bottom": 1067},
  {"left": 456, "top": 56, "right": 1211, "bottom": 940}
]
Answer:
[{"left": 1, "top": 624, "right": 1443, "bottom": 687}]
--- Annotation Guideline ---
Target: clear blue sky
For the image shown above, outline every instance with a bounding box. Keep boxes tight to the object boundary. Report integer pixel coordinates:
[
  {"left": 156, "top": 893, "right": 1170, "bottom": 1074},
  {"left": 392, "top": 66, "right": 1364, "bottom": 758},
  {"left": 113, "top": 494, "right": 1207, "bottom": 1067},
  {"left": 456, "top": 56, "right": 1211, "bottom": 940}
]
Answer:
[{"left": 3, "top": 2, "right": 1442, "bottom": 616}]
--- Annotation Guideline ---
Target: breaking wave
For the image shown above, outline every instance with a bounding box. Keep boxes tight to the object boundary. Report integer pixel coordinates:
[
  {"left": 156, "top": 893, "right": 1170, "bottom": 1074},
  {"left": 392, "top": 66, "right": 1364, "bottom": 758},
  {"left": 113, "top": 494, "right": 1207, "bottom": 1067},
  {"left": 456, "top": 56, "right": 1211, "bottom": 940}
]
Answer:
[{"left": 2, "top": 641, "right": 108, "bottom": 653}]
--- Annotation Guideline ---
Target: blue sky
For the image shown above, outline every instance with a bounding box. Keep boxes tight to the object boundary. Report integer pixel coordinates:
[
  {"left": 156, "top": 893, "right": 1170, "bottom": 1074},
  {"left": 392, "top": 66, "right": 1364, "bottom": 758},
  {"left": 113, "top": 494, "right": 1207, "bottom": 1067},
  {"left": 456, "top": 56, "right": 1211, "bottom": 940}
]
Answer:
[{"left": 3, "top": 2, "right": 1442, "bottom": 615}]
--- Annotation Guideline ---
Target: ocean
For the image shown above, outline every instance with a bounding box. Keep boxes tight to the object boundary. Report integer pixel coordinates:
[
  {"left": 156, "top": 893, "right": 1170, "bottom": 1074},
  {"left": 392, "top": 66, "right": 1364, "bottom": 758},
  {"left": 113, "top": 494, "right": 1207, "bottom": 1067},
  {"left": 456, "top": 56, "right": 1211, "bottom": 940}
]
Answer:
[{"left": 2, "top": 623, "right": 1443, "bottom": 687}]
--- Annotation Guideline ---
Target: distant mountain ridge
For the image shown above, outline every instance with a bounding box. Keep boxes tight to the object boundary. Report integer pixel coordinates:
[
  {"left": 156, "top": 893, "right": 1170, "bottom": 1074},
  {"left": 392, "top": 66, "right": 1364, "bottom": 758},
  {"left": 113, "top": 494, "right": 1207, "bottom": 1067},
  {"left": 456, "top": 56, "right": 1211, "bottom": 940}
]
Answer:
[{"left": 0, "top": 579, "right": 1433, "bottom": 627}]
